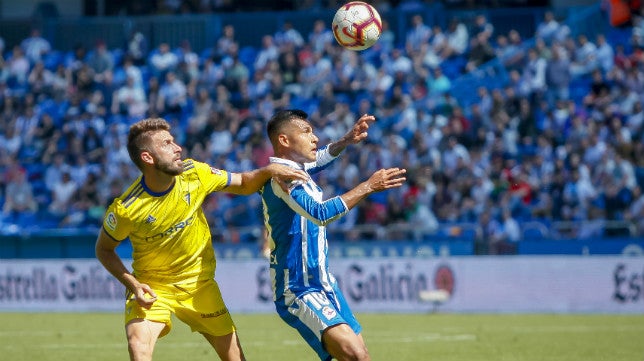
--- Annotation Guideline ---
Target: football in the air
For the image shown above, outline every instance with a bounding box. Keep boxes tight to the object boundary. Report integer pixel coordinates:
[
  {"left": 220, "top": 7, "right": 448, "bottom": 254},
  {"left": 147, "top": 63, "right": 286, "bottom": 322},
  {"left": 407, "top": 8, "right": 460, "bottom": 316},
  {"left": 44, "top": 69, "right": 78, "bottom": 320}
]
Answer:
[{"left": 332, "top": 1, "right": 382, "bottom": 51}]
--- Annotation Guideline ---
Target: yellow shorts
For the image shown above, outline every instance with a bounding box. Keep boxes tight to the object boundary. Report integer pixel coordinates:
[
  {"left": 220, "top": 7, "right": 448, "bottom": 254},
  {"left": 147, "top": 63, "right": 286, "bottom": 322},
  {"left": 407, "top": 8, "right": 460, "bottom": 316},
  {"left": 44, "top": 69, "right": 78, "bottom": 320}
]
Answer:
[{"left": 124, "top": 279, "right": 236, "bottom": 338}]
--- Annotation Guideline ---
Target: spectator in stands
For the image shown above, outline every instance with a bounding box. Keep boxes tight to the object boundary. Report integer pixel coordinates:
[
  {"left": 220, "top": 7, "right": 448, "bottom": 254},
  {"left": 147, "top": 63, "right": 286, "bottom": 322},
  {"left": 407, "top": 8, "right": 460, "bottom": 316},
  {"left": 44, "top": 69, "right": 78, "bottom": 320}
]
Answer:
[
  {"left": 489, "top": 207, "right": 521, "bottom": 254},
  {"left": 570, "top": 34, "right": 598, "bottom": 77},
  {"left": 471, "top": 14, "right": 494, "bottom": 39},
  {"left": 6, "top": 46, "right": 30, "bottom": 87},
  {"left": 254, "top": 35, "right": 279, "bottom": 71},
  {"left": 522, "top": 47, "right": 547, "bottom": 104},
  {"left": 20, "top": 28, "right": 51, "bottom": 64},
  {"left": 125, "top": 31, "right": 148, "bottom": 66},
  {"left": 466, "top": 31, "right": 496, "bottom": 72},
  {"left": 439, "top": 18, "right": 469, "bottom": 60},
  {"left": 545, "top": 44, "right": 571, "bottom": 107},
  {"left": 0, "top": 123, "right": 21, "bottom": 159},
  {"left": 149, "top": 42, "right": 178, "bottom": 78},
  {"left": 112, "top": 75, "right": 148, "bottom": 118},
  {"left": 28, "top": 61, "right": 54, "bottom": 99},
  {"left": 309, "top": 19, "right": 334, "bottom": 54},
  {"left": 50, "top": 63, "right": 71, "bottom": 100},
  {"left": 595, "top": 33, "right": 615, "bottom": 73},
  {"left": 406, "top": 14, "right": 432, "bottom": 55},
  {"left": 536, "top": 11, "right": 559, "bottom": 43},
  {"left": 274, "top": 21, "right": 305, "bottom": 49},
  {"left": 48, "top": 171, "right": 78, "bottom": 216},
  {"left": 177, "top": 39, "right": 199, "bottom": 83},
  {"left": 87, "top": 40, "right": 114, "bottom": 82},
  {"left": 215, "top": 24, "right": 237, "bottom": 59},
  {"left": 158, "top": 71, "right": 188, "bottom": 115},
  {"left": 2, "top": 168, "right": 38, "bottom": 217}
]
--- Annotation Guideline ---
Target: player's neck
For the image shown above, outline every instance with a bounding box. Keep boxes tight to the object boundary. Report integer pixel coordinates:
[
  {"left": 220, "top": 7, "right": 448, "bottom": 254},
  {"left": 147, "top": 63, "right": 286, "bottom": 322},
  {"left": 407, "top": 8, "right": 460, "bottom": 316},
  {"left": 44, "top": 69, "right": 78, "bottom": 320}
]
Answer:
[{"left": 142, "top": 172, "right": 176, "bottom": 194}]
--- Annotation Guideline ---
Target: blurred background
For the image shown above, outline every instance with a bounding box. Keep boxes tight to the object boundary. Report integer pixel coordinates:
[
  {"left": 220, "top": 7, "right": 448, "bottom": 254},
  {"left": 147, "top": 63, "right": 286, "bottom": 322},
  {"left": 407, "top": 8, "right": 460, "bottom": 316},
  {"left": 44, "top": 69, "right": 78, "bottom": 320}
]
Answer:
[{"left": 0, "top": 0, "right": 642, "bottom": 263}]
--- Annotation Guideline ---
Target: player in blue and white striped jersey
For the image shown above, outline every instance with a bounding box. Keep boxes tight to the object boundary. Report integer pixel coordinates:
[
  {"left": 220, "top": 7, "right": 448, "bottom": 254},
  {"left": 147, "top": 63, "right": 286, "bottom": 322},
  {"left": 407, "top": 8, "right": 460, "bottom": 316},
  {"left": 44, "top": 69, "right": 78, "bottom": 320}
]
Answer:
[{"left": 260, "top": 109, "right": 406, "bottom": 361}]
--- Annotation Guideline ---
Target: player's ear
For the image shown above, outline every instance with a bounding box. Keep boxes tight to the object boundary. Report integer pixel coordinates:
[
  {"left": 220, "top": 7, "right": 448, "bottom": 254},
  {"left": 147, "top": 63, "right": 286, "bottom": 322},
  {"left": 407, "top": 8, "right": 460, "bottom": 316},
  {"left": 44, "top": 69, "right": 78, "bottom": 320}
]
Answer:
[
  {"left": 140, "top": 151, "right": 154, "bottom": 166},
  {"left": 278, "top": 133, "right": 289, "bottom": 148}
]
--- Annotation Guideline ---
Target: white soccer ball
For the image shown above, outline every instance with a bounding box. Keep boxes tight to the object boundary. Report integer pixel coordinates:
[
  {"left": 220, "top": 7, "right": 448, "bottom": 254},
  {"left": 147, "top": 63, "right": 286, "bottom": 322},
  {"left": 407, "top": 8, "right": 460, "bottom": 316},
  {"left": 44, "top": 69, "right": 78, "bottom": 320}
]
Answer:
[{"left": 332, "top": 1, "right": 382, "bottom": 51}]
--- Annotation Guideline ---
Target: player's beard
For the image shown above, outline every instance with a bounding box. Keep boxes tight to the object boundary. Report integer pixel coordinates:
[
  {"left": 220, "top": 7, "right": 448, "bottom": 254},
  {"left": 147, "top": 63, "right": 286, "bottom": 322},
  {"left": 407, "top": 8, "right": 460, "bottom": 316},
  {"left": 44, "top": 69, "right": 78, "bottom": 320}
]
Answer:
[{"left": 154, "top": 158, "right": 184, "bottom": 176}]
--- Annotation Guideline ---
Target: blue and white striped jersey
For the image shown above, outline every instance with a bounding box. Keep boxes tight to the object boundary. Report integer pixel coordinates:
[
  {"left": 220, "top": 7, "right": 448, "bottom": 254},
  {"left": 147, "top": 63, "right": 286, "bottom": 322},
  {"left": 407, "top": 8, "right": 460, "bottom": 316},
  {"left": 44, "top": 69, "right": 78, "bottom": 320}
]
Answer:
[{"left": 260, "top": 145, "right": 349, "bottom": 300}]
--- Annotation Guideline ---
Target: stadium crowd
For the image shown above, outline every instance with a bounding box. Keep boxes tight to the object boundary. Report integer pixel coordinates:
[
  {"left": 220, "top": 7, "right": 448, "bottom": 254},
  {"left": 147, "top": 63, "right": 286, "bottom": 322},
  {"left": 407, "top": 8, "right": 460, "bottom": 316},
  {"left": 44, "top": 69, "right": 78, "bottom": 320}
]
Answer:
[{"left": 1, "top": 6, "right": 644, "bottom": 253}]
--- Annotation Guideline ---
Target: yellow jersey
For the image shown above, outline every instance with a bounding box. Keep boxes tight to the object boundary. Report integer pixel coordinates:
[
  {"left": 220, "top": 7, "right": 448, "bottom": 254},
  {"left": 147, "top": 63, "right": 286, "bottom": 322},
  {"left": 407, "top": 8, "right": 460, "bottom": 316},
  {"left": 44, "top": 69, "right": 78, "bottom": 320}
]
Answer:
[{"left": 102, "top": 159, "right": 230, "bottom": 284}]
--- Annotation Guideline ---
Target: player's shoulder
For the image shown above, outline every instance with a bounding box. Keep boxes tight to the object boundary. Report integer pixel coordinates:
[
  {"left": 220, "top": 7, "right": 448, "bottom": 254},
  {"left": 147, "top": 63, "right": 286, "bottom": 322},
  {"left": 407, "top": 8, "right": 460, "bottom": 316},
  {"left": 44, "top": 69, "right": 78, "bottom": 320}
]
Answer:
[
  {"left": 183, "top": 158, "right": 226, "bottom": 176},
  {"left": 113, "top": 177, "right": 144, "bottom": 207}
]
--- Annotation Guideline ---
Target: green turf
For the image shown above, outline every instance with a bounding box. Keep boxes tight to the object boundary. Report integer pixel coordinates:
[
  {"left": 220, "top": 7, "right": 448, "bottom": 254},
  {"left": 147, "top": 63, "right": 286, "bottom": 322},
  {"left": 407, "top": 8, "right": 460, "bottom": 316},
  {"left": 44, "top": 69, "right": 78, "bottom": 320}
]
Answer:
[{"left": 1, "top": 313, "right": 642, "bottom": 361}]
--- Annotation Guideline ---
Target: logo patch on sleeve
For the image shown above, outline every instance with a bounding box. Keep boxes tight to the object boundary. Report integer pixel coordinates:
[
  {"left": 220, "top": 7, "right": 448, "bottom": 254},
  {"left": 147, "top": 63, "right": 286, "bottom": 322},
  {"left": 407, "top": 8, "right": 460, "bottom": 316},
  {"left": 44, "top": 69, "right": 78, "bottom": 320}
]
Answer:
[
  {"left": 105, "top": 212, "right": 117, "bottom": 231},
  {"left": 322, "top": 306, "right": 337, "bottom": 320},
  {"left": 210, "top": 167, "right": 222, "bottom": 175}
]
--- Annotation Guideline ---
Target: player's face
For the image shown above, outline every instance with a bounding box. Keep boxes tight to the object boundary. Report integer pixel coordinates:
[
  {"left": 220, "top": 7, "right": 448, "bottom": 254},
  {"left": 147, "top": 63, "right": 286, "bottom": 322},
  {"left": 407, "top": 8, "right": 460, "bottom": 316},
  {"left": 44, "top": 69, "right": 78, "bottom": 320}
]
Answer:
[
  {"left": 147, "top": 130, "right": 184, "bottom": 175},
  {"left": 286, "top": 118, "right": 318, "bottom": 163}
]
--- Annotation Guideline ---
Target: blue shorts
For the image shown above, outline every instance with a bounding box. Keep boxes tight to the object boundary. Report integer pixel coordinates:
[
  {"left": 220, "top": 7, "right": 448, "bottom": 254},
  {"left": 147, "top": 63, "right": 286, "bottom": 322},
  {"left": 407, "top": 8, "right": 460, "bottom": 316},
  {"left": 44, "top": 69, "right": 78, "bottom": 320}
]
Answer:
[{"left": 274, "top": 282, "right": 362, "bottom": 361}]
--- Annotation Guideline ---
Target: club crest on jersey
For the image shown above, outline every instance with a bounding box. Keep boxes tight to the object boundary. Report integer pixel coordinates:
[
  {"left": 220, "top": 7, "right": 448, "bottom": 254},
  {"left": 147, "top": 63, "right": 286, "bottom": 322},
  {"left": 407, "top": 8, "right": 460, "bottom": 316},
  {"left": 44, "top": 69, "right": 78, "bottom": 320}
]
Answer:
[
  {"left": 183, "top": 192, "right": 191, "bottom": 205},
  {"left": 105, "top": 212, "right": 117, "bottom": 231},
  {"left": 322, "top": 306, "right": 337, "bottom": 320},
  {"left": 210, "top": 167, "right": 222, "bottom": 175},
  {"left": 145, "top": 215, "right": 156, "bottom": 223}
]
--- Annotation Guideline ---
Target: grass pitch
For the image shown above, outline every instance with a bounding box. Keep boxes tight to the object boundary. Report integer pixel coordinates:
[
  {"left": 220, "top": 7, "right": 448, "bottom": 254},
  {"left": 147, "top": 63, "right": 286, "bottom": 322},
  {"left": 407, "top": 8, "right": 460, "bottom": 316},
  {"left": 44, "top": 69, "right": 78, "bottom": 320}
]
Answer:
[{"left": 1, "top": 313, "right": 642, "bottom": 361}]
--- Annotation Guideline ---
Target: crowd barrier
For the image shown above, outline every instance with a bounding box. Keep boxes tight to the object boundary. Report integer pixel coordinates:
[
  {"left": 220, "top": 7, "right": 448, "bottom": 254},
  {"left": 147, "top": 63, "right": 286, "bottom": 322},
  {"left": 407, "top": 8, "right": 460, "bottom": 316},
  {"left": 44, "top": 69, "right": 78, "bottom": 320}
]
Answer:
[{"left": 0, "top": 256, "right": 642, "bottom": 313}]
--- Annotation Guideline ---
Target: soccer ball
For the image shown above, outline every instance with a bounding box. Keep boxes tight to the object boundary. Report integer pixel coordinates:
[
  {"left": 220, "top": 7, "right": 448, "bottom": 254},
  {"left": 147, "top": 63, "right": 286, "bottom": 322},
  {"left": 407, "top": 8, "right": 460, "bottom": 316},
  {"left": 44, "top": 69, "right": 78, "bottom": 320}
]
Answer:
[{"left": 332, "top": 1, "right": 382, "bottom": 51}]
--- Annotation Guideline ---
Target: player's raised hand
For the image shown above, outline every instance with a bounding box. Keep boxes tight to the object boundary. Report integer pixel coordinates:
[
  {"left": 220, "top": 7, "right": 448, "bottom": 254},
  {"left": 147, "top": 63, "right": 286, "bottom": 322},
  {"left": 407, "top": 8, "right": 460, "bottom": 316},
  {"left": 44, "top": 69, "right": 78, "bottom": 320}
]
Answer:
[
  {"left": 344, "top": 113, "right": 375, "bottom": 145},
  {"left": 366, "top": 168, "right": 407, "bottom": 192},
  {"left": 329, "top": 114, "right": 376, "bottom": 156}
]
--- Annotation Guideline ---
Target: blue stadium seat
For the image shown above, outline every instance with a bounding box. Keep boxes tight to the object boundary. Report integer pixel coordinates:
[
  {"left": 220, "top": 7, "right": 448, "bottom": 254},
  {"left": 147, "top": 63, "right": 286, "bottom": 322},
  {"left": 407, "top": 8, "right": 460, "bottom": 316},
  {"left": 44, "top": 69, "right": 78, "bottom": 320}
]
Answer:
[{"left": 43, "top": 50, "right": 64, "bottom": 70}]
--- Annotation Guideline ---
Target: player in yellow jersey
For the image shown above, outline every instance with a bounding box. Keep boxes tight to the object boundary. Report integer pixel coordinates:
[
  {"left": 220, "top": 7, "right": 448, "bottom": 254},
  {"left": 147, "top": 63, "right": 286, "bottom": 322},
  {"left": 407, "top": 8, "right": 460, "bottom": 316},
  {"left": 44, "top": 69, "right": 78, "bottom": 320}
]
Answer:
[{"left": 95, "top": 117, "right": 307, "bottom": 361}]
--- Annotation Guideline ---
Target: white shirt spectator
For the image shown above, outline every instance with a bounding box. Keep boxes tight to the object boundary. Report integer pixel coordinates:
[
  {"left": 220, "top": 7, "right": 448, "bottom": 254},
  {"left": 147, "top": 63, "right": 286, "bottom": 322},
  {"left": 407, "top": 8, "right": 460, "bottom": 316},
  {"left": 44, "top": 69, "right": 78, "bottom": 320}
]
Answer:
[
  {"left": 48, "top": 173, "right": 78, "bottom": 215},
  {"left": 20, "top": 29, "right": 51, "bottom": 63},
  {"left": 150, "top": 43, "right": 178, "bottom": 74},
  {"left": 406, "top": 15, "right": 432, "bottom": 53},
  {"left": 445, "top": 21, "right": 469, "bottom": 56},
  {"left": 254, "top": 35, "right": 279, "bottom": 71},
  {"left": 595, "top": 34, "right": 614, "bottom": 73},
  {"left": 113, "top": 77, "right": 148, "bottom": 117},
  {"left": 275, "top": 22, "right": 304, "bottom": 48},
  {"left": 442, "top": 137, "right": 470, "bottom": 172},
  {"left": 158, "top": 72, "right": 187, "bottom": 111},
  {"left": 536, "top": 11, "right": 560, "bottom": 43},
  {"left": 309, "top": 20, "right": 334, "bottom": 53}
]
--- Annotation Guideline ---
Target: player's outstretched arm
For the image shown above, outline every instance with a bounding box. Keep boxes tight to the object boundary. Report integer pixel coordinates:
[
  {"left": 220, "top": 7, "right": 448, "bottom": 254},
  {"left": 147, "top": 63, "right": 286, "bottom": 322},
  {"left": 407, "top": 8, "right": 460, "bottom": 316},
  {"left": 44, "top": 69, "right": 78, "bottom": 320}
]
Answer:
[
  {"left": 340, "top": 167, "right": 407, "bottom": 210},
  {"left": 328, "top": 114, "right": 375, "bottom": 156},
  {"left": 225, "top": 163, "right": 308, "bottom": 195},
  {"left": 95, "top": 229, "right": 157, "bottom": 308}
]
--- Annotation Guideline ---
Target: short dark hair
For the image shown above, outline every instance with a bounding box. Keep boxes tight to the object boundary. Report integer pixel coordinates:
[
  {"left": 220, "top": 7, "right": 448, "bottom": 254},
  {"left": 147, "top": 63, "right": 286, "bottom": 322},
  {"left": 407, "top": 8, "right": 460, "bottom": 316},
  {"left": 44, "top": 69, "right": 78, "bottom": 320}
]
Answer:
[
  {"left": 266, "top": 109, "right": 308, "bottom": 146},
  {"left": 127, "top": 117, "right": 170, "bottom": 170}
]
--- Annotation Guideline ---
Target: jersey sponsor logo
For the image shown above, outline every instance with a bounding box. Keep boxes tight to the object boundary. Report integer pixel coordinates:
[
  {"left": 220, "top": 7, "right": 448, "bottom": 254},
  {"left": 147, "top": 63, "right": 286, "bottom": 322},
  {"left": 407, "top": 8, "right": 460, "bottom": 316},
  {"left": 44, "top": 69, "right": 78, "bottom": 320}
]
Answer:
[
  {"left": 105, "top": 212, "right": 117, "bottom": 231},
  {"left": 210, "top": 167, "right": 222, "bottom": 175},
  {"left": 183, "top": 192, "right": 191, "bottom": 205},
  {"left": 321, "top": 306, "right": 337, "bottom": 320},
  {"left": 145, "top": 215, "right": 195, "bottom": 242},
  {"left": 145, "top": 215, "right": 156, "bottom": 223}
]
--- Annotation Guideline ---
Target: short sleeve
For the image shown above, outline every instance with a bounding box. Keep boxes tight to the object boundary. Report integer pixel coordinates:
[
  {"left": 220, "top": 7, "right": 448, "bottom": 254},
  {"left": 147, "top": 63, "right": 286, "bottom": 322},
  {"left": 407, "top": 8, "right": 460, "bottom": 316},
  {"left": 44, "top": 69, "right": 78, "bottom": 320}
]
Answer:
[
  {"left": 192, "top": 160, "right": 231, "bottom": 193},
  {"left": 102, "top": 200, "right": 132, "bottom": 242}
]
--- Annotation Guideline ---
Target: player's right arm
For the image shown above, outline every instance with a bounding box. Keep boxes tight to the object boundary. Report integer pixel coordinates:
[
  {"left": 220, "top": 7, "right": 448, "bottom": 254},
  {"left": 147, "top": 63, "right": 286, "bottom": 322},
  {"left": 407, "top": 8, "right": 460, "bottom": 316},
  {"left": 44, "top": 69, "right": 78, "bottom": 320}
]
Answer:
[
  {"left": 95, "top": 198, "right": 157, "bottom": 308},
  {"left": 340, "top": 167, "right": 407, "bottom": 209},
  {"left": 95, "top": 229, "right": 157, "bottom": 308}
]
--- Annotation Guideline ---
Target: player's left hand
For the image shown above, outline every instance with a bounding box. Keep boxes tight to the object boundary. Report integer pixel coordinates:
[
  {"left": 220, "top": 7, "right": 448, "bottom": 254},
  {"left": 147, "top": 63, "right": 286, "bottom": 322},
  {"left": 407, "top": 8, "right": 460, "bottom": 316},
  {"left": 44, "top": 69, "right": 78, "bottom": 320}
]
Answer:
[
  {"left": 267, "top": 163, "right": 308, "bottom": 189},
  {"left": 342, "top": 114, "right": 375, "bottom": 145}
]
